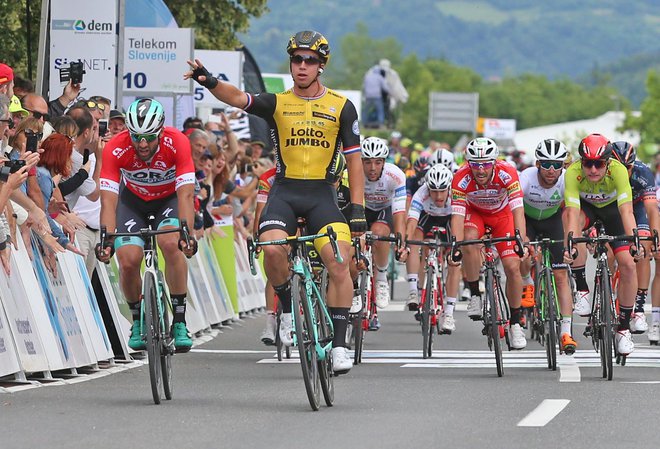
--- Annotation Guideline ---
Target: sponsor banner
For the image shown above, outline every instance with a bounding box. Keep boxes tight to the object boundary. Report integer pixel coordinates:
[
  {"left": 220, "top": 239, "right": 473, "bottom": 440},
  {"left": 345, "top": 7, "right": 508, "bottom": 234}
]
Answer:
[
  {"left": 233, "top": 235, "right": 265, "bottom": 311},
  {"left": 193, "top": 50, "right": 243, "bottom": 107},
  {"left": 187, "top": 251, "right": 221, "bottom": 325},
  {"left": 59, "top": 253, "right": 114, "bottom": 362},
  {"left": 209, "top": 226, "right": 239, "bottom": 317},
  {"left": 483, "top": 118, "right": 517, "bottom": 140},
  {"left": 123, "top": 27, "right": 194, "bottom": 94},
  {"left": 50, "top": 0, "right": 118, "bottom": 105},
  {"left": 0, "top": 294, "right": 21, "bottom": 378},
  {"left": 95, "top": 260, "right": 133, "bottom": 359},
  {"left": 198, "top": 237, "right": 234, "bottom": 322}
]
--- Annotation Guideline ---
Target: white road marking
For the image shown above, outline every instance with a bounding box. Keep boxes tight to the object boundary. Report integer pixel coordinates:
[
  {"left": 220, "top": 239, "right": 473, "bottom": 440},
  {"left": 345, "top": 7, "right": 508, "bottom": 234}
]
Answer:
[
  {"left": 558, "top": 355, "right": 581, "bottom": 382},
  {"left": 621, "top": 381, "right": 660, "bottom": 384},
  {"left": 517, "top": 399, "right": 570, "bottom": 427}
]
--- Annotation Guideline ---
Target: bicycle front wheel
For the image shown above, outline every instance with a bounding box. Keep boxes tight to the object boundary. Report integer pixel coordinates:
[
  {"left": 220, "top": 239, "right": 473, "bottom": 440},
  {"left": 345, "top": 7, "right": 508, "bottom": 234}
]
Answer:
[
  {"left": 421, "top": 269, "right": 433, "bottom": 359},
  {"left": 486, "top": 269, "right": 504, "bottom": 377},
  {"left": 542, "top": 269, "right": 558, "bottom": 371},
  {"left": 160, "top": 285, "right": 173, "bottom": 400},
  {"left": 316, "top": 298, "right": 334, "bottom": 407},
  {"left": 353, "top": 270, "right": 368, "bottom": 365},
  {"left": 144, "top": 272, "right": 162, "bottom": 404},
  {"left": 601, "top": 272, "right": 615, "bottom": 381},
  {"left": 292, "top": 275, "right": 320, "bottom": 411}
]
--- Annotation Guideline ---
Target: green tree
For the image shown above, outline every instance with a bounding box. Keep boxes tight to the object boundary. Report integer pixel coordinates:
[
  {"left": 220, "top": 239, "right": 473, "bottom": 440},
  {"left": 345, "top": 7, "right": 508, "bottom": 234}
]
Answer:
[
  {"left": 623, "top": 70, "right": 660, "bottom": 158},
  {"left": 0, "top": 0, "right": 40, "bottom": 79},
  {"left": 164, "top": 0, "right": 268, "bottom": 50}
]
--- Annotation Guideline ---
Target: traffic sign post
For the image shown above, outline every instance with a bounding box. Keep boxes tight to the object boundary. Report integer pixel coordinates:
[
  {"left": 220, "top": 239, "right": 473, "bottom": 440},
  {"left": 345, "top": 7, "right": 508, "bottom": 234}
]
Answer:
[{"left": 428, "top": 92, "right": 479, "bottom": 135}]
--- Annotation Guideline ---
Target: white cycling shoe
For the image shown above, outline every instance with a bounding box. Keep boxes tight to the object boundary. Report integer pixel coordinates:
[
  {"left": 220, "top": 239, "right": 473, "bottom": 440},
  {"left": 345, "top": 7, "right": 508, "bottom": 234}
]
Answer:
[
  {"left": 510, "top": 323, "right": 527, "bottom": 350},
  {"left": 440, "top": 313, "right": 455, "bottom": 333},
  {"left": 467, "top": 295, "right": 482, "bottom": 320},
  {"left": 331, "top": 346, "right": 353, "bottom": 374},
  {"left": 630, "top": 312, "right": 648, "bottom": 334},
  {"left": 375, "top": 280, "right": 390, "bottom": 309},
  {"left": 615, "top": 329, "right": 635, "bottom": 355},
  {"left": 573, "top": 291, "right": 591, "bottom": 317},
  {"left": 349, "top": 294, "right": 362, "bottom": 314},
  {"left": 648, "top": 322, "right": 660, "bottom": 344},
  {"left": 279, "top": 313, "right": 293, "bottom": 347}
]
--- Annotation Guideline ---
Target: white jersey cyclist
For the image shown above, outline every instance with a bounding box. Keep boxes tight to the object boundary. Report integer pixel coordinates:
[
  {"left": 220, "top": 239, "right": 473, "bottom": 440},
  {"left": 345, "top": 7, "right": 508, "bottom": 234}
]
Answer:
[
  {"left": 409, "top": 184, "right": 452, "bottom": 221},
  {"left": 519, "top": 166, "right": 565, "bottom": 220},
  {"left": 364, "top": 162, "right": 407, "bottom": 213}
]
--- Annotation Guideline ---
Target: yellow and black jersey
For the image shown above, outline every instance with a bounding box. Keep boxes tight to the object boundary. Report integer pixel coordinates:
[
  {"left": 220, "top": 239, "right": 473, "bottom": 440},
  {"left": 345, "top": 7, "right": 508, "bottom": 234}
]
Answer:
[{"left": 245, "top": 88, "right": 360, "bottom": 182}]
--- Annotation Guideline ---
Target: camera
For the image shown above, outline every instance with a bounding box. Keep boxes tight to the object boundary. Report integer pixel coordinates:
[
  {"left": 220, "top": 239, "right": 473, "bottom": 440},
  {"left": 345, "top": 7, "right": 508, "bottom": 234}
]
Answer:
[
  {"left": 59, "top": 60, "right": 86, "bottom": 84},
  {"left": 0, "top": 159, "right": 26, "bottom": 182},
  {"left": 25, "top": 130, "right": 41, "bottom": 153},
  {"left": 98, "top": 119, "right": 108, "bottom": 137}
]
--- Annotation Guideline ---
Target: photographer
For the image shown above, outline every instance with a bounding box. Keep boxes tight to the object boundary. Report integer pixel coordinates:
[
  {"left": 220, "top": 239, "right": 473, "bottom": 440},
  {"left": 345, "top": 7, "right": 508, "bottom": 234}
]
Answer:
[
  {"left": 8, "top": 117, "right": 46, "bottom": 211},
  {"left": 48, "top": 62, "right": 85, "bottom": 120}
]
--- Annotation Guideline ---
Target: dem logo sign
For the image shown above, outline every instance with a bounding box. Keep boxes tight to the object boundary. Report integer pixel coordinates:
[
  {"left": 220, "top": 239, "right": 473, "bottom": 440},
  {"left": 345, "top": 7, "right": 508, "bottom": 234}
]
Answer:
[{"left": 73, "top": 19, "right": 112, "bottom": 32}]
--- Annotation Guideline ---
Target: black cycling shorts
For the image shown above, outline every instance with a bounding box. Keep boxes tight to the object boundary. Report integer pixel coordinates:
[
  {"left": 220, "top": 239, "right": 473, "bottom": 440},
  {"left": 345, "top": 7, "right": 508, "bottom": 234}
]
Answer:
[
  {"left": 417, "top": 212, "right": 451, "bottom": 241},
  {"left": 526, "top": 210, "right": 565, "bottom": 268},
  {"left": 365, "top": 206, "right": 394, "bottom": 230},
  {"left": 580, "top": 200, "right": 628, "bottom": 252}
]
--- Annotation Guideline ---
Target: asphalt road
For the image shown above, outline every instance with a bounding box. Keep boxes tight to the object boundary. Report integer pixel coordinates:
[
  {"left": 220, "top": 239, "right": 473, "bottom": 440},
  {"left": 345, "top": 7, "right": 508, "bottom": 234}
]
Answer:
[{"left": 3, "top": 284, "right": 660, "bottom": 449}]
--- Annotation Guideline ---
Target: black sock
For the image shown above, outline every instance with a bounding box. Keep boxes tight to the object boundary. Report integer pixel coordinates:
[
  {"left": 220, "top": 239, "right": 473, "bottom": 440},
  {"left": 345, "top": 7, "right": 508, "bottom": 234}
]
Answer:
[
  {"left": 330, "top": 307, "right": 349, "bottom": 348},
  {"left": 510, "top": 307, "right": 522, "bottom": 326},
  {"left": 129, "top": 301, "right": 141, "bottom": 321},
  {"left": 635, "top": 289, "right": 647, "bottom": 313},
  {"left": 171, "top": 294, "right": 187, "bottom": 324},
  {"left": 572, "top": 266, "right": 589, "bottom": 292},
  {"left": 274, "top": 282, "right": 292, "bottom": 314},
  {"left": 468, "top": 280, "right": 480, "bottom": 297},
  {"left": 618, "top": 306, "right": 633, "bottom": 331}
]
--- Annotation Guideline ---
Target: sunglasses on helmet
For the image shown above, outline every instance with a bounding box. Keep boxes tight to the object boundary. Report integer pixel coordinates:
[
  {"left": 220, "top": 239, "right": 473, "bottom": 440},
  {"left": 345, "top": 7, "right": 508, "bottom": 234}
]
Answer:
[{"left": 290, "top": 54, "right": 323, "bottom": 65}]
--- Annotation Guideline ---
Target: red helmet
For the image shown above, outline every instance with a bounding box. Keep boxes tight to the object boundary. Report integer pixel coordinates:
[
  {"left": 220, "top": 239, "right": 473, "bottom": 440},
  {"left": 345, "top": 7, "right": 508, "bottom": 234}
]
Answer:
[{"left": 578, "top": 133, "right": 611, "bottom": 160}]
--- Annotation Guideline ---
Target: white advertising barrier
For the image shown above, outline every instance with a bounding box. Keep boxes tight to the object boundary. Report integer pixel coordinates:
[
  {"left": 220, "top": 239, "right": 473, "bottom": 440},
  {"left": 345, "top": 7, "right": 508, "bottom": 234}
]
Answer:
[
  {"left": 483, "top": 118, "right": 517, "bottom": 140},
  {"left": 193, "top": 50, "right": 243, "bottom": 108},
  {"left": 181, "top": 269, "right": 208, "bottom": 335},
  {"left": 233, "top": 234, "right": 265, "bottom": 312},
  {"left": 0, "top": 295, "right": 21, "bottom": 378},
  {"left": 49, "top": 0, "right": 118, "bottom": 105},
  {"left": 187, "top": 251, "right": 221, "bottom": 325},
  {"left": 95, "top": 259, "right": 134, "bottom": 359},
  {"left": 59, "top": 253, "right": 114, "bottom": 362},
  {"left": 123, "top": 27, "right": 194, "bottom": 94},
  {"left": 198, "top": 237, "right": 235, "bottom": 322}
]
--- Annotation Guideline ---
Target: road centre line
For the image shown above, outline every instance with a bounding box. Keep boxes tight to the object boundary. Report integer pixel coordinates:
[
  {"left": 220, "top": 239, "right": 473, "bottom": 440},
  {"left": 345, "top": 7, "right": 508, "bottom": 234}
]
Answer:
[{"left": 517, "top": 399, "right": 570, "bottom": 427}]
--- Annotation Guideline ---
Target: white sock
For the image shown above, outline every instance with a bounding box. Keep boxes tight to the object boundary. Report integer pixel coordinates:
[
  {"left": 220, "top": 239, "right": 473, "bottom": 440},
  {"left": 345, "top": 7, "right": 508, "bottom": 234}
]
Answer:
[
  {"left": 376, "top": 265, "right": 388, "bottom": 283},
  {"left": 407, "top": 274, "right": 418, "bottom": 293},
  {"left": 522, "top": 275, "right": 533, "bottom": 286},
  {"left": 560, "top": 316, "right": 572, "bottom": 335},
  {"left": 652, "top": 307, "right": 660, "bottom": 324},
  {"left": 444, "top": 297, "right": 456, "bottom": 316}
]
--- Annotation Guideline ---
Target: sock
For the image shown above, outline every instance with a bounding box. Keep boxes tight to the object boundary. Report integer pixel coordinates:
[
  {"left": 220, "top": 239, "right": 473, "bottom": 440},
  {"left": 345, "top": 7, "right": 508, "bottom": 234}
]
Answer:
[
  {"left": 467, "top": 280, "right": 480, "bottom": 297},
  {"left": 522, "top": 274, "right": 533, "bottom": 286},
  {"left": 618, "top": 306, "right": 633, "bottom": 331},
  {"left": 330, "top": 307, "right": 349, "bottom": 348},
  {"left": 652, "top": 307, "right": 660, "bottom": 324},
  {"left": 560, "top": 316, "right": 572, "bottom": 335},
  {"left": 407, "top": 274, "right": 418, "bottom": 293},
  {"left": 376, "top": 265, "right": 388, "bottom": 283},
  {"left": 171, "top": 294, "right": 187, "bottom": 324},
  {"left": 572, "top": 266, "right": 589, "bottom": 292},
  {"left": 444, "top": 297, "right": 456, "bottom": 316},
  {"left": 635, "top": 289, "right": 648, "bottom": 313},
  {"left": 510, "top": 307, "right": 522, "bottom": 326},
  {"left": 129, "top": 300, "right": 141, "bottom": 322},
  {"left": 274, "top": 282, "right": 292, "bottom": 314}
]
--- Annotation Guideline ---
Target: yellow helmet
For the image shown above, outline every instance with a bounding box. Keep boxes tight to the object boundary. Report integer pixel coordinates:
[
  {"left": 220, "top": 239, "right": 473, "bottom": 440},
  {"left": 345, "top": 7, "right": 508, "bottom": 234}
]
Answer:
[{"left": 286, "top": 30, "right": 330, "bottom": 64}]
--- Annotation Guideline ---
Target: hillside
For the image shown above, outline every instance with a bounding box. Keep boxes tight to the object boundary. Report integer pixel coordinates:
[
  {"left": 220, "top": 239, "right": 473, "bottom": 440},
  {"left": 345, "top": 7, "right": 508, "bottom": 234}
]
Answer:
[{"left": 239, "top": 0, "right": 660, "bottom": 104}]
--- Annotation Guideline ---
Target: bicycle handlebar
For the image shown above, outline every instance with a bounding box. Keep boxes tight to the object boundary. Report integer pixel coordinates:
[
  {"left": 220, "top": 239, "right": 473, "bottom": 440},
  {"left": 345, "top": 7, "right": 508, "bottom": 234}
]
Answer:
[
  {"left": 567, "top": 228, "right": 651, "bottom": 260},
  {"left": 450, "top": 229, "right": 525, "bottom": 262}
]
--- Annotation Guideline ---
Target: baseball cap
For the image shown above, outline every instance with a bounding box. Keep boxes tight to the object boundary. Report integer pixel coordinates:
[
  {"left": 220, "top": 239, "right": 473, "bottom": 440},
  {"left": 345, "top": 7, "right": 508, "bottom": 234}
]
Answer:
[
  {"left": 401, "top": 137, "right": 413, "bottom": 148},
  {"left": 109, "top": 109, "right": 125, "bottom": 121},
  {"left": 251, "top": 140, "right": 266, "bottom": 148},
  {"left": 0, "top": 63, "right": 13, "bottom": 85},
  {"left": 9, "top": 95, "right": 28, "bottom": 117}
]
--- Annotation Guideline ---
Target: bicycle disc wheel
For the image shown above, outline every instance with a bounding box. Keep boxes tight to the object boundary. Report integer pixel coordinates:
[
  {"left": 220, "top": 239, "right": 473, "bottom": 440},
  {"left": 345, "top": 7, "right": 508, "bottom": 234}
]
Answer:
[
  {"left": 487, "top": 269, "right": 504, "bottom": 377},
  {"left": 601, "top": 273, "right": 614, "bottom": 381},
  {"left": 353, "top": 270, "right": 368, "bottom": 365},
  {"left": 144, "top": 272, "right": 162, "bottom": 404},
  {"left": 422, "top": 270, "right": 433, "bottom": 359},
  {"left": 292, "top": 275, "right": 320, "bottom": 411},
  {"left": 544, "top": 270, "right": 558, "bottom": 371},
  {"left": 316, "top": 299, "right": 334, "bottom": 407},
  {"left": 160, "top": 284, "right": 173, "bottom": 400}
]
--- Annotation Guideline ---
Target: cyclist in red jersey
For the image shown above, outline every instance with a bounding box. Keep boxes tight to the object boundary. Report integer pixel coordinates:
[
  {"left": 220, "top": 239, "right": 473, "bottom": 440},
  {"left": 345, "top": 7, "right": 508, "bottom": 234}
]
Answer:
[
  {"left": 96, "top": 98, "right": 197, "bottom": 352},
  {"left": 450, "top": 138, "right": 528, "bottom": 349}
]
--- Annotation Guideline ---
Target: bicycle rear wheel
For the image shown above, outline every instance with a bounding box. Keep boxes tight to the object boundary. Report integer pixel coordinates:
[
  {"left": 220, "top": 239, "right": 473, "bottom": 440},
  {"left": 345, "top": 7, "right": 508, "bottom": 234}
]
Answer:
[
  {"left": 316, "top": 298, "right": 334, "bottom": 407},
  {"left": 487, "top": 269, "right": 504, "bottom": 377},
  {"left": 276, "top": 304, "right": 283, "bottom": 362},
  {"left": 158, "top": 277, "right": 173, "bottom": 400},
  {"left": 292, "top": 275, "right": 320, "bottom": 410},
  {"left": 144, "top": 272, "right": 162, "bottom": 404},
  {"left": 422, "top": 269, "right": 433, "bottom": 359},
  {"left": 543, "top": 270, "right": 558, "bottom": 371},
  {"left": 353, "top": 270, "right": 368, "bottom": 365},
  {"left": 601, "top": 272, "right": 615, "bottom": 381}
]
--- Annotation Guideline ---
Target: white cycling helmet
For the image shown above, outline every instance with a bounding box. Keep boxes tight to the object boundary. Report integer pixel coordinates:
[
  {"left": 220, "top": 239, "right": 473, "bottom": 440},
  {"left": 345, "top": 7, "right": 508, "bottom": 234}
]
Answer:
[
  {"left": 361, "top": 136, "right": 389, "bottom": 159},
  {"left": 465, "top": 137, "right": 499, "bottom": 161},
  {"left": 429, "top": 148, "right": 455, "bottom": 169},
  {"left": 426, "top": 163, "right": 453, "bottom": 190},
  {"left": 535, "top": 139, "right": 568, "bottom": 162},
  {"left": 126, "top": 98, "right": 165, "bottom": 135}
]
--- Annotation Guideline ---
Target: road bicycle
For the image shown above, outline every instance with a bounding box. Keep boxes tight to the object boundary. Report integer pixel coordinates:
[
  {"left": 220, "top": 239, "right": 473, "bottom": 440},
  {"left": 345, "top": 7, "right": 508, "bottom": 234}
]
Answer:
[
  {"left": 247, "top": 223, "right": 341, "bottom": 411},
  {"left": 406, "top": 227, "right": 451, "bottom": 359},
  {"left": 98, "top": 218, "right": 195, "bottom": 404},
  {"left": 452, "top": 230, "right": 524, "bottom": 377}
]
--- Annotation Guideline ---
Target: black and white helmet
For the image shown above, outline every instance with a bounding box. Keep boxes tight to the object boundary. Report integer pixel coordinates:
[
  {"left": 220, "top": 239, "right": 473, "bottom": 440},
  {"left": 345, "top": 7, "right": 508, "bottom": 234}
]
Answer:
[
  {"left": 535, "top": 139, "right": 568, "bottom": 162},
  {"left": 429, "top": 148, "right": 455, "bottom": 168},
  {"left": 361, "top": 136, "right": 389, "bottom": 159},
  {"left": 426, "top": 163, "right": 453, "bottom": 190},
  {"left": 465, "top": 137, "right": 499, "bottom": 161}
]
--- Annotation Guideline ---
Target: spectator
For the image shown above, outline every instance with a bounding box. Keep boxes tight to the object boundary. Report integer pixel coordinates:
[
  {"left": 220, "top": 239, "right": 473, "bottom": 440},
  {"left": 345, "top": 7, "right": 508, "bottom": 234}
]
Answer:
[
  {"left": 378, "top": 59, "right": 409, "bottom": 126},
  {"left": 183, "top": 116, "right": 204, "bottom": 131},
  {"left": 22, "top": 93, "right": 50, "bottom": 124},
  {"left": 61, "top": 106, "right": 99, "bottom": 207},
  {"left": 250, "top": 140, "right": 266, "bottom": 162},
  {"left": 189, "top": 129, "right": 211, "bottom": 173},
  {"left": 108, "top": 109, "right": 126, "bottom": 136},
  {"left": 47, "top": 79, "right": 82, "bottom": 120},
  {"left": 8, "top": 116, "right": 45, "bottom": 209},
  {"left": 88, "top": 96, "right": 111, "bottom": 120},
  {"left": 0, "top": 63, "right": 13, "bottom": 97},
  {"left": 8, "top": 95, "right": 29, "bottom": 134},
  {"left": 12, "top": 76, "right": 34, "bottom": 99},
  {"left": 362, "top": 64, "right": 389, "bottom": 129}
]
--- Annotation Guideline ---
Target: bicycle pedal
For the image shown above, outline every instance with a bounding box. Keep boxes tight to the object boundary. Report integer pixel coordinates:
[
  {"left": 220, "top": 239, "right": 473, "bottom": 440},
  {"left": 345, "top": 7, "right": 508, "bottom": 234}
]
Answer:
[
  {"left": 440, "top": 329, "right": 452, "bottom": 335},
  {"left": 481, "top": 326, "right": 488, "bottom": 336},
  {"left": 470, "top": 315, "right": 482, "bottom": 322}
]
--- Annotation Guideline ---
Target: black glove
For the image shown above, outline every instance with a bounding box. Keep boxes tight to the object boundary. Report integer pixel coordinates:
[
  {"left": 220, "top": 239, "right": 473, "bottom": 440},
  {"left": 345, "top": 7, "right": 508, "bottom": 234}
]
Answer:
[
  {"left": 349, "top": 204, "right": 367, "bottom": 234},
  {"left": 191, "top": 65, "right": 218, "bottom": 90}
]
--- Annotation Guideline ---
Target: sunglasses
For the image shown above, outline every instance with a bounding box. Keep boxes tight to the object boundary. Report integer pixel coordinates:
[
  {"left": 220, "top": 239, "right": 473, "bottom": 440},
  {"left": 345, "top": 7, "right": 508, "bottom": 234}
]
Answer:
[
  {"left": 0, "top": 119, "right": 13, "bottom": 129},
  {"left": 130, "top": 132, "right": 159, "bottom": 143},
  {"left": 77, "top": 100, "right": 106, "bottom": 111},
  {"left": 25, "top": 109, "right": 50, "bottom": 122},
  {"left": 468, "top": 161, "right": 494, "bottom": 170},
  {"left": 539, "top": 160, "right": 564, "bottom": 171},
  {"left": 581, "top": 159, "right": 606, "bottom": 169},
  {"left": 290, "top": 54, "right": 323, "bottom": 65}
]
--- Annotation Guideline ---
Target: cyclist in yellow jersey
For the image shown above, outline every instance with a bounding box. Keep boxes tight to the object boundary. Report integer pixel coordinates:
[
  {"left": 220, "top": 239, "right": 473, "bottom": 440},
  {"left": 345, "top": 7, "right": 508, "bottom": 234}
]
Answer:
[
  {"left": 185, "top": 31, "right": 366, "bottom": 374},
  {"left": 562, "top": 133, "right": 639, "bottom": 355}
]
